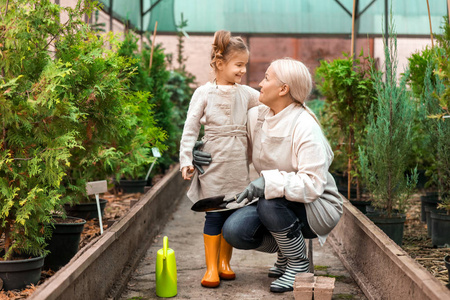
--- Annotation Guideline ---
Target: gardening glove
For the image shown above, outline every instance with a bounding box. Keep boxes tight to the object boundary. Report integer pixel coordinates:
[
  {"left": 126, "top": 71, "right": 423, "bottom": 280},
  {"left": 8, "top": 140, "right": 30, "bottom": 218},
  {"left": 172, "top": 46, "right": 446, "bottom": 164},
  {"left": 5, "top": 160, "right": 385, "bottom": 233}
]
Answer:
[
  {"left": 226, "top": 195, "right": 249, "bottom": 210},
  {"left": 236, "top": 177, "right": 265, "bottom": 203},
  {"left": 192, "top": 141, "right": 212, "bottom": 174}
]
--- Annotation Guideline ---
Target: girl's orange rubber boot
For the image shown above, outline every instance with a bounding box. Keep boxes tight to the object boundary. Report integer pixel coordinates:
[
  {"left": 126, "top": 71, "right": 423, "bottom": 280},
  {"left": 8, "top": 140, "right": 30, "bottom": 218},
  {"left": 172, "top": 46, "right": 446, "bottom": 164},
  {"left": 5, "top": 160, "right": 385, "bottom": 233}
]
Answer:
[
  {"left": 201, "top": 234, "right": 221, "bottom": 288},
  {"left": 218, "top": 234, "right": 236, "bottom": 280}
]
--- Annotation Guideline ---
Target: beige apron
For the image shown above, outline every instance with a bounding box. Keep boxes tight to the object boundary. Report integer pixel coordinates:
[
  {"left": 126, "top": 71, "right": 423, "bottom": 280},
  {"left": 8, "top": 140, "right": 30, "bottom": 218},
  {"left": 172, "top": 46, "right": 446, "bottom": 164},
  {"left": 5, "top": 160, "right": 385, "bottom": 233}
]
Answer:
[
  {"left": 252, "top": 106, "right": 304, "bottom": 174},
  {"left": 187, "top": 86, "right": 251, "bottom": 203}
]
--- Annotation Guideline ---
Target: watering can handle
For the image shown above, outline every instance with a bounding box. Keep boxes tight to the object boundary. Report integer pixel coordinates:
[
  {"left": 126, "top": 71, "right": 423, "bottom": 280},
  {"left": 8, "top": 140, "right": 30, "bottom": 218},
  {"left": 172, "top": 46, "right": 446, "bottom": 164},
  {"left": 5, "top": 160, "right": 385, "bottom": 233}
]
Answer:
[{"left": 163, "top": 236, "right": 168, "bottom": 260}]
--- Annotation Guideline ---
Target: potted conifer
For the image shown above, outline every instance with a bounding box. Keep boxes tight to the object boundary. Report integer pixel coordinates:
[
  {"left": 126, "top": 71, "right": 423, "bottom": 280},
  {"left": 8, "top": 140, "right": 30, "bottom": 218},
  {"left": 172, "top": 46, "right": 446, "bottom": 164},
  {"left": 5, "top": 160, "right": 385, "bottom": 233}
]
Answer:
[
  {"left": 315, "top": 50, "right": 376, "bottom": 212},
  {"left": 428, "top": 17, "right": 450, "bottom": 247},
  {"left": 0, "top": 0, "right": 83, "bottom": 289},
  {"left": 359, "top": 18, "right": 418, "bottom": 246}
]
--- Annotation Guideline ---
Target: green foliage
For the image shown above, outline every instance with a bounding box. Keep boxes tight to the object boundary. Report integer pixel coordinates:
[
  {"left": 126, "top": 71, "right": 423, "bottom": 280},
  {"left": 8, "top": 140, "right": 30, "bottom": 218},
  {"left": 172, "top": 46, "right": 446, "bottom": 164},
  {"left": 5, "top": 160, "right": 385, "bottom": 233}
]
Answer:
[
  {"left": 423, "top": 60, "right": 450, "bottom": 210},
  {"left": 145, "top": 43, "right": 177, "bottom": 171},
  {"left": 408, "top": 17, "right": 450, "bottom": 213},
  {"left": 114, "top": 90, "right": 167, "bottom": 180},
  {"left": 118, "top": 33, "right": 175, "bottom": 175},
  {"left": 305, "top": 99, "right": 325, "bottom": 118},
  {"left": 166, "top": 71, "right": 194, "bottom": 150},
  {"left": 359, "top": 20, "right": 418, "bottom": 216},
  {"left": 433, "top": 18, "right": 450, "bottom": 213},
  {"left": 119, "top": 27, "right": 196, "bottom": 177},
  {"left": 0, "top": 0, "right": 167, "bottom": 260},
  {"left": 56, "top": 20, "right": 166, "bottom": 199},
  {"left": 403, "top": 48, "right": 439, "bottom": 174},
  {"left": 166, "top": 15, "right": 196, "bottom": 163},
  {"left": 413, "top": 52, "right": 445, "bottom": 189},
  {"left": 435, "top": 16, "right": 450, "bottom": 117},
  {"left": 315, "top": 50, "right": 377, "bottom": 197},
  {"left": 407, "top": 47, "right": 436, "bottom": 98},
  {"left": 0, "top": 0, "right": 85, "bottom": 259}
]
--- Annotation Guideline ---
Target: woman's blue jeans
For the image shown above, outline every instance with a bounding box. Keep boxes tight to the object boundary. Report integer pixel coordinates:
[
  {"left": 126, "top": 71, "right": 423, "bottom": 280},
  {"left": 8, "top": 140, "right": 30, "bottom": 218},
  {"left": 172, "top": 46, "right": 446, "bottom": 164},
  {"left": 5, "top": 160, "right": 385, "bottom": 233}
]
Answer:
[{"left": 222, "top": 197, "right": 316, "bottom": 250}]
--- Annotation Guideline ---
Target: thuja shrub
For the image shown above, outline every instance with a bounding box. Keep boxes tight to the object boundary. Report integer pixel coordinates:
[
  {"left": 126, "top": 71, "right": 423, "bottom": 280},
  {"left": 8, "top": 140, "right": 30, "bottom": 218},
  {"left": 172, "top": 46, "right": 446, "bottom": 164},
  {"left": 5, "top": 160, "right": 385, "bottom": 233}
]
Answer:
[
  {"left": 55, "top": 16, "right": 166, "bottom": 202},
  {"left": 0, "top": 0, "right": 82, "bottom": 259}
]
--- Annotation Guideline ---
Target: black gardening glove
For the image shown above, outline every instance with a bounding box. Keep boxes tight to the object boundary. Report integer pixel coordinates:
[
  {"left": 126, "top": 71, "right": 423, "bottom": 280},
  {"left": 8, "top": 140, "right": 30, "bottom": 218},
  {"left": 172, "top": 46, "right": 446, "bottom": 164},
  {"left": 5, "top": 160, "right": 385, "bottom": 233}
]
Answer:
[
  {"left": 236, "top": 176, "right": 265, "bottom": 203},
  {"left": 192, "top": 141, "right": 212, "bottom": 174}
]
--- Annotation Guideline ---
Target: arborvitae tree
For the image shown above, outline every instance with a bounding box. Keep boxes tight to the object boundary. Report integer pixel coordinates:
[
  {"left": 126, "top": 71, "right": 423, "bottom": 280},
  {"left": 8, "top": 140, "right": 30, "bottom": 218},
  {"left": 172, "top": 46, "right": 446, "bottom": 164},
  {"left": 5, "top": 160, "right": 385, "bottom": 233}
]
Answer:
[
  {"left": 0, "top": 0, "right": 82, "bottom": 259},
  {"left": 359, "top": 18, "right": 418, "bottom": 217}
]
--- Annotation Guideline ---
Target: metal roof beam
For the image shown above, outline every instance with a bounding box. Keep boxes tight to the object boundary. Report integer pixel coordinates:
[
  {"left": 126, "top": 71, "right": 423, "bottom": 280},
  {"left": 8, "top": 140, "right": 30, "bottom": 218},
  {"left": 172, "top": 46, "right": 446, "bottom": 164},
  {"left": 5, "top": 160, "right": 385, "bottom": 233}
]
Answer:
[{"left": 142, "top": 0, "right": 163, "bottom": 17}]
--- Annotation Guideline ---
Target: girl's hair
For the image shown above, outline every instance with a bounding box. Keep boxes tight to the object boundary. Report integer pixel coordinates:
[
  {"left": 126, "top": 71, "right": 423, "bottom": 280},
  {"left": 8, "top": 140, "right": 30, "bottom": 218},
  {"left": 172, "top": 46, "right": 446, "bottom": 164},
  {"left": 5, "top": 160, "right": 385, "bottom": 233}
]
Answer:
[
  {"left": 210, "top": 30, "right": 248, "bottom": 71},
  {"left": 269, "top": 58, "right": 320, "bottom": 125}
]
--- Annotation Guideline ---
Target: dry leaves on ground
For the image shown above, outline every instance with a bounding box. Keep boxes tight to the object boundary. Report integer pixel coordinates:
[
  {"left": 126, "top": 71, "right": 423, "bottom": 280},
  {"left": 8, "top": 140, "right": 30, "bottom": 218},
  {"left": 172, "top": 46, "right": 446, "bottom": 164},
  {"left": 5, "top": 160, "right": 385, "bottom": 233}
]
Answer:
[{"left": 402, "top": 193, "right": 450, "bottom": 287}]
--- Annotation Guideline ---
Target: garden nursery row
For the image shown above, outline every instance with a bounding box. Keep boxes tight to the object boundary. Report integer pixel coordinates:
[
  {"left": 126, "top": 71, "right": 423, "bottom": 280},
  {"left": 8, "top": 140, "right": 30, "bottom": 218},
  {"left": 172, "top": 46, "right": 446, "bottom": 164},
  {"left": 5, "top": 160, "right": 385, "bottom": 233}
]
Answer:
[{"left": 0, "top": 0, "right": 449, "bottom": 298}]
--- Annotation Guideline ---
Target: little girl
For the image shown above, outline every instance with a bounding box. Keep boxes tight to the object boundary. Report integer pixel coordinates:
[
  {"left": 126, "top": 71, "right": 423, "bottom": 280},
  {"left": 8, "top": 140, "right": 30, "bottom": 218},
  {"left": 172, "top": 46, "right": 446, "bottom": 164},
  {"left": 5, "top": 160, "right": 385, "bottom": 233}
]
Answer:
[{"left": 179, "top": 30, "right": 259, "bottom": 288}]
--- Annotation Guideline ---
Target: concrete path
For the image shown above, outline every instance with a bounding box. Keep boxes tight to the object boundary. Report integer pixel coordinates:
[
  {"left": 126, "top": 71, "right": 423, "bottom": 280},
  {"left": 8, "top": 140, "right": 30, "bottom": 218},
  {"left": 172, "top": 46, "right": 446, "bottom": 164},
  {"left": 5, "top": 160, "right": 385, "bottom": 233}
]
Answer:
[{"left": 119, "top": 195, "right": 367, "bottom": 300}]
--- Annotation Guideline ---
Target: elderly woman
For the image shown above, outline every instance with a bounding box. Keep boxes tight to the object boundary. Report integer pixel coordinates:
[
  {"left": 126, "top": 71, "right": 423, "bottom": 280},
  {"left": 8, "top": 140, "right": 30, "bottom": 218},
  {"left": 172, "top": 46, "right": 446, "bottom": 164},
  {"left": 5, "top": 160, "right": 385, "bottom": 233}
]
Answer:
[{"left": 216, "top": 58, "right": 343, "bottom": 293}]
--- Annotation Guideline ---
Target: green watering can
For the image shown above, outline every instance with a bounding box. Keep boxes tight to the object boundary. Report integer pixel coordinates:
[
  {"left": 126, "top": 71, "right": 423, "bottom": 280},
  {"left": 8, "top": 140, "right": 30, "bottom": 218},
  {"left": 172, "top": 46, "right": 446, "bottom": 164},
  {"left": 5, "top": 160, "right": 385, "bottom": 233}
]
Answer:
[{"left": 156, "top": 236, "right": 177, "bottom": 298}]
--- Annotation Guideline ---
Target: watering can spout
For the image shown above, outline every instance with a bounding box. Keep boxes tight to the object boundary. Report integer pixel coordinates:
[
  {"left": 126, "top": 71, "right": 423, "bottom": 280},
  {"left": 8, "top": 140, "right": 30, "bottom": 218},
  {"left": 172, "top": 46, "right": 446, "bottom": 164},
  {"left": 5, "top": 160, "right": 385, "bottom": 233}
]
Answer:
[{"left": 156, "top": 236, "right": 177, "bottom": 298}]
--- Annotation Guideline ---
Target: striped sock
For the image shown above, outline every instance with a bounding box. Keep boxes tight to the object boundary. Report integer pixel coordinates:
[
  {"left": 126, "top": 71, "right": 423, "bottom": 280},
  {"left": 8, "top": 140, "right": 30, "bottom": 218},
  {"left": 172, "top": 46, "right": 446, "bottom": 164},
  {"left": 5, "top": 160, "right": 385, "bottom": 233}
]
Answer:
[
  {"left": 269, "top": 228, "right": 309, "bottom": 292},
  {"left": 255, "top": 233, "right": 279, "bottom": 253}
]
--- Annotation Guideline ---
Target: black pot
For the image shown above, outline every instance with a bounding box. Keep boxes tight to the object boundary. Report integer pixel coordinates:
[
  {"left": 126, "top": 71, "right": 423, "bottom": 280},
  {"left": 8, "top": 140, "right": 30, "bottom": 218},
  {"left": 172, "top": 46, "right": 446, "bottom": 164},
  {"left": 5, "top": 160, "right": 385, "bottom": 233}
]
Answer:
[
  {"left": 44, "top": 216, "right": 86, "bottom": 271},
  {"left": 430, "top": 210, "right": 450, "bottom": 247},
  {"left": 339, "top": 186, "right": 357, "bottom": 199},
  {"left": 424, "top": 205, "right": 439, "bottom": 237},
  {"left": 415, "top": 170, "right": 430, "bottom": 189},
  {"left": 0, "top": 252, "right": 44, "bottom": 291},
  {"left": 367, "top": 212, "right": 406, "bottom": 246},
  {"left": 64, "top": 199, "right": 107, "bottom": 220},
  {"left": 117, "top": 179, "right": 148, "bottom": 193},
  {"left": 331, "top": 172, "right": 347, "bottom": 187},
  {"left": 420, "top": 193, "right": 439, "bottom": 223},
  {"left": 350, "top": 200, "right": 372, "bottom": 214}
]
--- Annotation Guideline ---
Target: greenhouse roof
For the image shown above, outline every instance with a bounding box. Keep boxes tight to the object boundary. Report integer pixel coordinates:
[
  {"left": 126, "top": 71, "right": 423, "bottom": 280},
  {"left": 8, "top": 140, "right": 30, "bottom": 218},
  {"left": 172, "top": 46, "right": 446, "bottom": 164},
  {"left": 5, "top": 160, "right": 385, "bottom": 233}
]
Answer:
[{"left": 98, "top": 0, "right": 448, "bottom": 36}]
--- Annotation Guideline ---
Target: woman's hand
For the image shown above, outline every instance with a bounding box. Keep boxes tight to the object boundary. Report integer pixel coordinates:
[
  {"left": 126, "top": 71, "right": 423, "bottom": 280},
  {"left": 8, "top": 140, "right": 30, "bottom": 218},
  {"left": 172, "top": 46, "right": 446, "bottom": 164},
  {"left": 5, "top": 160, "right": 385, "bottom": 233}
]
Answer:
[
  {"left": 182, "top": 166, "right": 195, "bottom": 180},
  {"left": 236, "top": 177, "right": 265, "bottom": 203}
]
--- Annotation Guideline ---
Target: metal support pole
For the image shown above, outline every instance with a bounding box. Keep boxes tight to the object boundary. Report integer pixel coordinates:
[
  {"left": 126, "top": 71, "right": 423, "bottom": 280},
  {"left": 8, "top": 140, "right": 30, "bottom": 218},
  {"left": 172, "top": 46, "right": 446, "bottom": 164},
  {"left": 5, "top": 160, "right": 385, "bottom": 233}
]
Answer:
[
  {"left": 109, "top": 0, "right": 113, "bottom": 32},
  {"left": 448, "top": 0, "right": 450, "bottom": 25},
  {"left": 426, "top": 0, "right": 434, "bottom": 47},
  {"left": 384, "top": 0, "right": 389, "bottom": 74},
  {"left": 384, "top": 0, "right": 388, "bottom": 47},
  {"left": 140, "top": 0, "right": 143, "bottom": 50}
]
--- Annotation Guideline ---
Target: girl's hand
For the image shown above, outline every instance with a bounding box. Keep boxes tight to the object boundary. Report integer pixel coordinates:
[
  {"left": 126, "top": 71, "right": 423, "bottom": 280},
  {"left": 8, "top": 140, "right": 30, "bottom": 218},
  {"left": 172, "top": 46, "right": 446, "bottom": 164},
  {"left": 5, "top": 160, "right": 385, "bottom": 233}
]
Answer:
[{"left": 182, "top": 166, "right": 195, "bottom": 180}]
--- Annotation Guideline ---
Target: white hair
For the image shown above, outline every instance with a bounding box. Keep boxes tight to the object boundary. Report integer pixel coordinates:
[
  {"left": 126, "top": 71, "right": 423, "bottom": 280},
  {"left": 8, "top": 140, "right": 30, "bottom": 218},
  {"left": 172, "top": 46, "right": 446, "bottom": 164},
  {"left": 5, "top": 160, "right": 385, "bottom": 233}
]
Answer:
[
  {"left": 270, "top": 58, "right": 312, "bottom": 105},
  {"left": 270, "top": 58, "right": 319, "bottom": 124}
]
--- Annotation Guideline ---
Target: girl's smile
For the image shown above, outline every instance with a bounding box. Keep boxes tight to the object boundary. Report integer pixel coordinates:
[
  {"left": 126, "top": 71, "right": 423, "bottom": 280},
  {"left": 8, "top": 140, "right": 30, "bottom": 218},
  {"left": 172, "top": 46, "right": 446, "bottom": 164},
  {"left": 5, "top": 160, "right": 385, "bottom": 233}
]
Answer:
[{"left": 215, "top": 51, "right": 249, "bottom": 85}]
